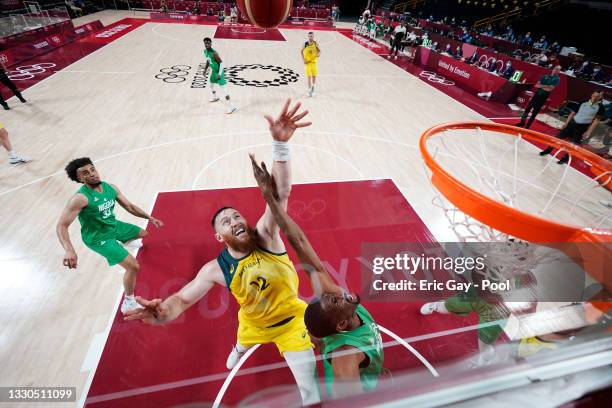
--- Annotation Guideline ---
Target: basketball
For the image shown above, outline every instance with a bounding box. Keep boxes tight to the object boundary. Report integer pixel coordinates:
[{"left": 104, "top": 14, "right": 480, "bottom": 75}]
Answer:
[{"left": 237, "top": 0, "right": 293, "bottom": 28}]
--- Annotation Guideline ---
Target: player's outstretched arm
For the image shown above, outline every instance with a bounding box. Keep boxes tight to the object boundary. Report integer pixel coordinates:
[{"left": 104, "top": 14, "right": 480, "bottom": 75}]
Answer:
[
  {"left": 250, "top": 154, "right": 342, "bottom": 296},
  {"left": 256, "top": 99, "right": 311, "bottom": 251},
  {"left": 112, "top": 184, "right": 164, "bottom": 228},
  {"left": 124, "top": 260, "right": 224, "bottom": 324},
  {"left": 56, "top": 194, "right": 88, "bottom": 269}
]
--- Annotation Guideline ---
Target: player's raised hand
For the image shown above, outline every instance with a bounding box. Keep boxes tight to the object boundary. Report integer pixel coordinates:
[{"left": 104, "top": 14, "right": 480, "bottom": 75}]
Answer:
[
  {"left": 123, "top": 296, "right": 168, "bottom": 324},
  {"left": 264, "top": 99, "right": 311, "bottom": 142},
  {"left": 249, "top": 154, "right": 280, "bottom": 202},
  {"left": 63, "top": 249, "right": 78, "bottom": 269}
]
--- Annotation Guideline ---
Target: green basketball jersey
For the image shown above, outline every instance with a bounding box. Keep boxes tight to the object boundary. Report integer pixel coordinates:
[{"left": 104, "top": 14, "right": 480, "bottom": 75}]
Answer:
[
  {"left": 322, "top": 304, "right": 384, "bottom": 397},
  {"left": 77, "top": 181, "right": 118, "bottom": 245},
  {"left": 204, "top": 48, "right": 220, "bottom": 71}
]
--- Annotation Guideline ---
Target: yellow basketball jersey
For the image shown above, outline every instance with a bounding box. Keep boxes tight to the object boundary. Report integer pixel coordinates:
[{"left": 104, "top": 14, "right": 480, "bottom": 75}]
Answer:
[
  {"left": 217, "top": 247, "right": 307, "bottom": 328},
  {"left": 303, "top": 41, "right": 318, "bottom": 64}
]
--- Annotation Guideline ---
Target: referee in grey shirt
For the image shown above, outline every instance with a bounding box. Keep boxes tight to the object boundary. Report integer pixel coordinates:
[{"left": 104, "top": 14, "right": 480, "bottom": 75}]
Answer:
[{"left": 539, "top": 90, "right": 605, "bottom": 164}]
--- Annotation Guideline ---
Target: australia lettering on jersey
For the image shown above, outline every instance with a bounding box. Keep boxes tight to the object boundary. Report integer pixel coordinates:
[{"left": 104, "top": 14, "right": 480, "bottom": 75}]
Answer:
[{"left": 238, "top": 253, "right": 262, "bottom": 278}]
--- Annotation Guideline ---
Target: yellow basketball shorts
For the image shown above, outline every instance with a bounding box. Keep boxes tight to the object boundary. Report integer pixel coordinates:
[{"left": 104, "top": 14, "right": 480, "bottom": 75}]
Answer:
[
  {"left": 305, "top": 62, "right": 318, "bottom": 77},
  {"left": 238, "top": 313, "right": 312, "bottom": 355}
]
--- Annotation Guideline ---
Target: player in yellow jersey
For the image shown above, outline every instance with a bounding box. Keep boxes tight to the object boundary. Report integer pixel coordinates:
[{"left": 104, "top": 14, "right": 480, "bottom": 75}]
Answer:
[
  {"left": 125, "top": 99, "right": 322, "bottom": 406},
  {"left": 301, "top": 31, "right": 320, "bottom": 97}
]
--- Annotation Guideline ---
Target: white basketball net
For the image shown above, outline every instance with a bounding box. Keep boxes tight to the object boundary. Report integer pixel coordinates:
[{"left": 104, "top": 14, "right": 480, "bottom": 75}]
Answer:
[{"left": 423, "top": 125, "right": 612, "bottom": 284}]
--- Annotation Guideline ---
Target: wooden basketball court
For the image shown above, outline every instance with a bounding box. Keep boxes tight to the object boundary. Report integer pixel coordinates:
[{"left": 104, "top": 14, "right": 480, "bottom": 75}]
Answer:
[{"left": 0, "top": 10, "right": 609, "bottom": 407}]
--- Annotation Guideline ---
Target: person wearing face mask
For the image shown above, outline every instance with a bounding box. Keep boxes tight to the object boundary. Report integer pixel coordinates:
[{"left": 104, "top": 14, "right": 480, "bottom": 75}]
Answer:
[
  {"left": 516, "top": 65, "right": 562, "bottom": 128},
  {"left": 453, "top": 45, "right": 463, "bottom": 60},
  {"left": 501, "top": 60, "right": 515, "bottom": 79},
  {"left": 539, "top": 90, "right": 606, "bottom": 164}
]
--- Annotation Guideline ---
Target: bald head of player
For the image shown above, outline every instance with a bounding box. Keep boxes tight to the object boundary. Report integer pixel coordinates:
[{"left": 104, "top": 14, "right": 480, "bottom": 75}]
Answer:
[
  {"left": 211, "top": 207, "right": 257, "bottom": 253},
  {"left": 305, "top": 292, "right": 361, "bottom": 338}
]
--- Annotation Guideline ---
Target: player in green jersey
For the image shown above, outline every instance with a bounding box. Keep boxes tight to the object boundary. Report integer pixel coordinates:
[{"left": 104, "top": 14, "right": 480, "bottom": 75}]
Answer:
[
  {"left": 250, "top": 154, "right": 384, "bottom": 400},
  {"left": 56, "top": 157, "right": 164, "bottom": 314},
  {"left": 203, "top": 37, "right": 237, "bottom": 114}
]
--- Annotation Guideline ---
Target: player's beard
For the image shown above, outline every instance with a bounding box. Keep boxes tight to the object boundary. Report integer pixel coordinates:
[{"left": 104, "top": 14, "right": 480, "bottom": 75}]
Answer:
[{"left": 225, "top": 225, "right": 257, "bottom": 254}]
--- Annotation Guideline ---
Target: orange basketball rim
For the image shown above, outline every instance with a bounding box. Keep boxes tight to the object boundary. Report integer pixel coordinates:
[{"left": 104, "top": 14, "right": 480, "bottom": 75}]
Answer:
[{"left": 420, "top": 122, "right": 612, "bottom": 291}]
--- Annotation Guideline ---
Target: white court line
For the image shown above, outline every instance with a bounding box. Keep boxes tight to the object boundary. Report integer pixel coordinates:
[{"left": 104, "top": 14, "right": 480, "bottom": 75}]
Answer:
[
  {"left": 150, "top": 21, "right": 339, "bottom": 50},
  {"left": 78, "top": 191, "right": 160, "bottom": 408},
  {"left": 378, "top": 325, "right": 439, "bottom": 377},
  {"left": 487, "top": 117, "right": 521, "bottom": 120},
  {"left": 83, "top": 319, "right": 499, "bottom": 404},
  {"left": 5, "top": 22, "right": 147, "bottom": 103},
  {"left": 1, "top": 130, "right": 596, "bottom": 213},
  {"left": 212, "top": 344, "right": 261, "bottom": 408},
  {"left": 54, "top": 70, "right": 136, "bottom": 74},
  {"left": 191, "top": 142, "right": 365, "bottom": 188}
]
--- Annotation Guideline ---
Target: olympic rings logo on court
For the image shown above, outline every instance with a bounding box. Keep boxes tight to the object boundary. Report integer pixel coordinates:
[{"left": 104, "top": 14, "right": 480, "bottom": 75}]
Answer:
[
  {"left": 224, "top": 64, "right": 299, "bottom": 88},
  {"left": 7, "top": 63, "right": 57, "bottom": 80},
  {"left": 288, "top": 199, "right": 326, "bottom": 221},
  {"left": 419, "top": 71, "right": 455, "bottom": 86},
  {"left": 155, "top": 65, "right": 192, "bottom": 83}
]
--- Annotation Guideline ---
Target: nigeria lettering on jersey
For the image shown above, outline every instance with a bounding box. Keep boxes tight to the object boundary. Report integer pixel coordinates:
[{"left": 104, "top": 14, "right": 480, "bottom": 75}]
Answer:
[{"left": 97, "top": 199, "right": 115, "bottom": 219}]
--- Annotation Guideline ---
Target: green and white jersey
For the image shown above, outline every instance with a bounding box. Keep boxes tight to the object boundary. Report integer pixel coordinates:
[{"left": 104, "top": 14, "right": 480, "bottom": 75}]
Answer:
[
  {"left": 322, "top": 304, "right": 384, "bottom": 397},
  {"left": 77, "top": 181, "right": 118, "bottom": 245}
]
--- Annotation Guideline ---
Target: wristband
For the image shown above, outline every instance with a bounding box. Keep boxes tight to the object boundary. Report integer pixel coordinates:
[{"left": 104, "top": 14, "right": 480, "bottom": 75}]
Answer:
[{"left": 272, "top": 141, "right": 290, "bottom": 162}]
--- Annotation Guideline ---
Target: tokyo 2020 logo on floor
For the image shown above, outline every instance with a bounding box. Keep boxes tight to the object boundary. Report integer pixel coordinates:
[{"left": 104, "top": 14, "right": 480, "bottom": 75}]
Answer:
[{"left": 223, "top": 64, "right": 299, "bottom": 87}]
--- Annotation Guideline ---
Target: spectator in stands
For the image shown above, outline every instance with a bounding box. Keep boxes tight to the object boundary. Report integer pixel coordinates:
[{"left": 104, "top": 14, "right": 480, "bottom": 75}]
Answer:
[
  {"left": 487, "top": 58, "right": 500, "bottom": 74},
  {"left": 520, "top": 32, "right": 533, "bottom": 46},
  {"left": 539, "top": 90, "right": 605, "bottom": 164},
  {"left": 466, "top": 51, "right": 479, "bottom": 65},
  {"left": 0, "top": 65, "right": 27, "bottom": 110},
  {"left": 575, "top": 61, "right": 593, "bottom": 80},
  {"left": 591, "top": 65, "right": 606, "bottom": 83},
  {"left": 431, "top": 41, "right": 439, "bottom": 52},
  {"left": 501, "top": 61, "right": 515, "bottom": 79},
  {"left": 549, "top": 41, "right": 561, "bottom": 54},
  {"left": 230, "top": 4, "right": 238, "bottom": 23},
  {"left": 207, "top": 7, "right": 213, "bottom": 16},
  {"left": 443, "top": 44, "right": 452, "bottom": 55},
  {"left": 535, "top": 51, "right": 549, "bottom": 67},
  {"left": 453, "top": 45, "right": 463, "bottom": 60},
  {"left": 516, "top": 65, "right": 562, "bottom": 128},
  {"left": 192, "top": 0, "right": 201, "bottom": 16},
  {"left": 65, "top": 0, "right": 83, "bottom": 17},
  {"left": 159, "top": 0, "right": 169, "bottom": 13},
  {"left": 461, "top": 30, "right": 472, "bottom": 44},
  {"left": 534, "top": 35, "right": 548, "bottom": 49},
  {"left": 218, "top": 8, "right": 225, "bottom": 23}
]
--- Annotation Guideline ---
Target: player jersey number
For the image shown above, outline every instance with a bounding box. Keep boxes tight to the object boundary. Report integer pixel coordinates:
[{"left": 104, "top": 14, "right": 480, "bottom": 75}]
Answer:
[{"left": 250, "top": 276, "right": 270, "bottom": 291}]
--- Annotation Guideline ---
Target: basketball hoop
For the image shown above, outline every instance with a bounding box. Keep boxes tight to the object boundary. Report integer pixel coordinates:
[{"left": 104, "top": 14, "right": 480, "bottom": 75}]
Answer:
[{"left": 419, "top": 122, "right": 611, "bottom": 288}]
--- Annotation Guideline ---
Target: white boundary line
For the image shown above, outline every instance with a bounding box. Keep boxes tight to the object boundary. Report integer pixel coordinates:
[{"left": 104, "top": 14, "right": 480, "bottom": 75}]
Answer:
[
  {"left": 6, "top": 20, "right": 147, "bottom": 103},
  {"left": 212, "top": 344, "right": 261, "bottom": 408},
  {"left": 149, "top": 21, "right": 339, "bottom": 50},
  {"left": 78, "top": 190, "right": 160, "bottom": 408},
  {"left": 191, "top": 142, "right": 365, "bottom": 188},
  {"left": 378, "top": 325, "right": 439, "bottom": 377},
  {"left": 83, "top": 318, "right": 496, "bottom": 404}
]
